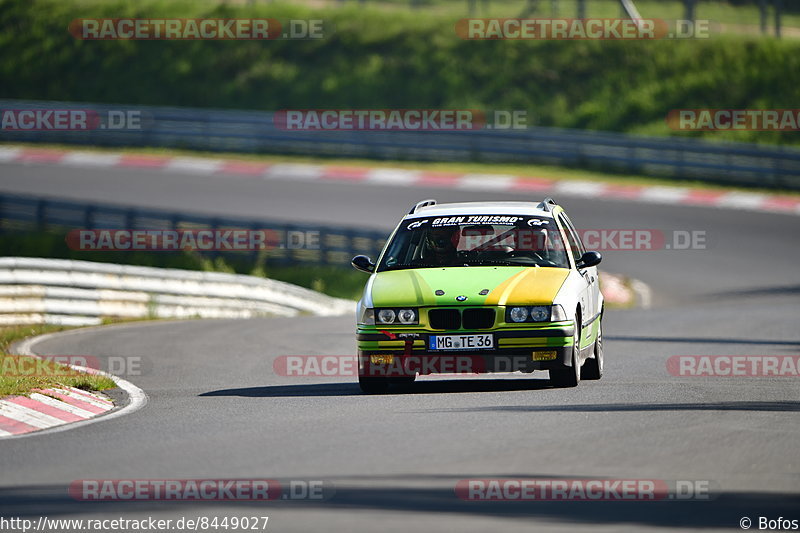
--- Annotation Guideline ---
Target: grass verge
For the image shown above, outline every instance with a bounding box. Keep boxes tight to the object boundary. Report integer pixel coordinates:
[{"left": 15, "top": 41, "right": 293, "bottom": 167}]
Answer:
[{"left": 0, "top": 324, "right": 116, "bottom": 398}]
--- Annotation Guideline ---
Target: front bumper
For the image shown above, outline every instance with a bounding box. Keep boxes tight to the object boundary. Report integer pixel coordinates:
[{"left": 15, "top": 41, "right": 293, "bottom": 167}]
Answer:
[{"left": 356, "top": 324, "right": 574, "bottom": 377}]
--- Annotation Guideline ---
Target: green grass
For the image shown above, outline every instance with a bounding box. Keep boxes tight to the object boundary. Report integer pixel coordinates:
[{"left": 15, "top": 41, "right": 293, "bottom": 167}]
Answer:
[
  {"left": 0, "top": 325, "right": 116, "bottom": 398},
  {"left": 1, "top": 0, "right": 798, "bottom": 147}
]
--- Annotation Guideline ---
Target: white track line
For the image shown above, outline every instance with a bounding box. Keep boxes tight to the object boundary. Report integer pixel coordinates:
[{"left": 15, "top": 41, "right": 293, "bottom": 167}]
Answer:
[
  {"left": 716, "top": 191, "right": 767, "bottom": 210},
  {"left": 555, "top": 181, "right": 608, "bottom": 196},
  {"left": 165, "top": 157, "right": 224, "bottom": 174},
  {"left": 61, "top": 152, "right": 122, "bottom": 167},
  {"left": 264, "top": 163, "right": 323, "bottom": 180},
  {"left": 457, "top": 174, "right": 516, "bottom": 191},
  {"left": 365, "top": 168, "right": 420, "bottom": 186},
  {"left": 0, "top": 146, "right": 23, "bottom": 162},
  {"left": 639, "top": 186, "right": 690, "bottom": 204}
]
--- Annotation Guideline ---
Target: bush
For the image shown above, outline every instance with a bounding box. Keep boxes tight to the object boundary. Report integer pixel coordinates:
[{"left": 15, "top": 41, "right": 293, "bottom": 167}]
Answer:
[{"left": 1, "top": 0, "right": 797, "bottom": 145}]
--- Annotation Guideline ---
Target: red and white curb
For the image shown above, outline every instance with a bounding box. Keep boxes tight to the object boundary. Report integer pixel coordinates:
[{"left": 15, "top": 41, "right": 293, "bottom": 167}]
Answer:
[
  {"left": 0, "top": 386, "right": 113, "bottom": 437},
  {"left": 0, "top": 327, "right": 147, "bottom": 439},
  {"left": 2, "top": 146, "right": 799, "bottom": 216}
]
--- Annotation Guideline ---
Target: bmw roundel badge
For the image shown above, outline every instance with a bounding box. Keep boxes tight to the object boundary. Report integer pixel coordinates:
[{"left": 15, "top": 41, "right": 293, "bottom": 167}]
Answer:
[{"left": 456, "top": 295, "right": 467, "bottom": 302}]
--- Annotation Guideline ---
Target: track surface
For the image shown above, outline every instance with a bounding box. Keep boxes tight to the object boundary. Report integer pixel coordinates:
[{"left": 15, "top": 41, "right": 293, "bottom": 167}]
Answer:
[{"left": 1, "top": 162, "right": 799, "bottom": 532}]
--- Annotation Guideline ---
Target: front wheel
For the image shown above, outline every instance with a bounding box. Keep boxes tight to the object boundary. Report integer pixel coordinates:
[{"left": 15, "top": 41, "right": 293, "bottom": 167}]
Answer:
[
  {"left": 359, "top": 376, "right": 390, "bottom": 394},
  {"left": 582, "top": 318, "right": 603, "bottom": 380},
  {"left": 550, "top": 319, "right": 581, "bottom": 388}
]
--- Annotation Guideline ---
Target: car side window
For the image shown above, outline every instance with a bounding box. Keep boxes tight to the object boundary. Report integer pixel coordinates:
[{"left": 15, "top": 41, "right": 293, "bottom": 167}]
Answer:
[{"left": 558, "top": 214, "right": 584, "bottom": 265}]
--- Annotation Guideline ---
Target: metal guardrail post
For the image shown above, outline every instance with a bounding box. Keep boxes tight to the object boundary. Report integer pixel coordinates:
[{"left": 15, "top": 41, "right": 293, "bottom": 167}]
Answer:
[
  {"left": 36, "top": 199, "right": 47, "bottom": 231},
  {"left": 319, "top": 228, "right": 330, "bottom": 266},
  {"left": 125, "top": 209, "right": 137, "bottom": 231},
  {"left": 84, "top": 205, "right": 95, "bottom": 230}
]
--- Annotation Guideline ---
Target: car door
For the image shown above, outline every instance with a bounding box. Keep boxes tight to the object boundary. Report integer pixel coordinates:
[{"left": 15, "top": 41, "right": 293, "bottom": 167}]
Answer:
[
  {"left": 557, "top": 213, "right": 595, "bottom": 339},
  {"left": 562, "top": 213, "right": 600, "bottom": 323}
]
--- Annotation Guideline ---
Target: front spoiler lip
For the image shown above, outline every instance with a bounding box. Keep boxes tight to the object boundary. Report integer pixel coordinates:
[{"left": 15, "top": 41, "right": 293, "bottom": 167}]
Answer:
[{"left": 357, "top": 347, "right": 572, "bottom": 375}]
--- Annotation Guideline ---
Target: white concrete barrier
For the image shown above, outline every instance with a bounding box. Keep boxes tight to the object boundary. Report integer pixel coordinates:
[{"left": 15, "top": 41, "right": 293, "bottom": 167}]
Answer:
[{"left": 0, "top": 258, "right": 354, "bottom": 326}]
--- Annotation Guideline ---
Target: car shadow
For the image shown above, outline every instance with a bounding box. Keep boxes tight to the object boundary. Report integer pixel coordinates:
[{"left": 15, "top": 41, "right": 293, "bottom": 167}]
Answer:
[
  {"left": 200, "top": 377, "right": 554, "bottom": 398},
  {"left": 605, "top": 335, "right": 800, "bottom": 347},
  {"left": 419, "top": 401, "right": 800, "bottom": 414}
]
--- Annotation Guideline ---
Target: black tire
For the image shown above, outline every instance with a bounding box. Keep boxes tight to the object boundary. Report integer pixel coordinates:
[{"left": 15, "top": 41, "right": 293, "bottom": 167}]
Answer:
[
  {"left": 582, "top": 318, "right": 604, "bottom": 380},
  {"left": 550, "top": 314, "right": 581, "bottom": 388},
  {"left": 358, "top": 376, "right": 390, "bottom": 394}
]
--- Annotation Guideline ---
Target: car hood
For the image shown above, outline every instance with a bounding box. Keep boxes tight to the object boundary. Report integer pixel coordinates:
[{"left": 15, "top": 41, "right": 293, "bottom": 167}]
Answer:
[{"left": 370, "top": 266, "right": 569, "bottom": 307}]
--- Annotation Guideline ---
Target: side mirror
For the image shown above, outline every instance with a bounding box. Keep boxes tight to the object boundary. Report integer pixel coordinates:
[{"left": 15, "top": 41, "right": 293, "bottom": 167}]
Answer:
[
  {"left": 351, "top": 255, "right": 375, "bottom": 274},
  {"left": 576, "top": 251, "right": 602, "bottom": 269}
]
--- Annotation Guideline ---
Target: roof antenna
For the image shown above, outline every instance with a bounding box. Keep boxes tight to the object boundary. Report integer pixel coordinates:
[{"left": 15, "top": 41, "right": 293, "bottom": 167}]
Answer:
[
  {"left": 409, "top": 199, "right": 437, "bottom": 214},
  {"left": 537, "top": 197, "right": 557, "bottom": 212}
]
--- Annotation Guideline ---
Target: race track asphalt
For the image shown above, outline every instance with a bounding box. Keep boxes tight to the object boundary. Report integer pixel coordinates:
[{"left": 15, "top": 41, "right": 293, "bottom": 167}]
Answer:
[{"left": 1, "top": 161, "right": 798, "bottom": 532}]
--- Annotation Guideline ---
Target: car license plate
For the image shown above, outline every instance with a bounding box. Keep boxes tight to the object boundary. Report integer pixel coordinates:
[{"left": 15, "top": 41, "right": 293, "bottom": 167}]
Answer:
[{"left": 429, "top": 334, "right": 493, "bottom": 351}]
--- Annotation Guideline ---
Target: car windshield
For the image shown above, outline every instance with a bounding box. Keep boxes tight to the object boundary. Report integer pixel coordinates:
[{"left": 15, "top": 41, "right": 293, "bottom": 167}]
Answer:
[{"left": 377, "top": 214, "right": 570, "bottom": 271}]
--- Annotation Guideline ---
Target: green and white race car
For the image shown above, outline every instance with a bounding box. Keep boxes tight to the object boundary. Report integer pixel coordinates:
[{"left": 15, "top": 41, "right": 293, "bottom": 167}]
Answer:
[{"left": 352, "top": 198, "right": 603, "bottom": 393}]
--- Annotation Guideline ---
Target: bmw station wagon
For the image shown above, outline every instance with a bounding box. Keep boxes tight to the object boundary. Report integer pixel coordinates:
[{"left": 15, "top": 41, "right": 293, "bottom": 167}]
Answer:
[{"left": 351, "top": 198, "right": 603, "bottom": 393}]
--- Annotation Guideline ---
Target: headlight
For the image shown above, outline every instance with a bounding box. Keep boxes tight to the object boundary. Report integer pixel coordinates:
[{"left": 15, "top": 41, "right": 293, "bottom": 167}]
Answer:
[
  {"left": 529, "top": 306, "right": 550, "bottom": 322},
  {"left": 397, "top": 309, "right": 417, "bottom": 324},
  {"left": 377, "top": 309, "right": 396, "bottom": 324},
  {"left": 505, "top": 305, "right": 566, "bottom": 323},
  {"left": 509, "top": 307, "right": 529, "bottom": 323},
  {"left": 374, "top": 308, "right": 419, "bottom": 325}
]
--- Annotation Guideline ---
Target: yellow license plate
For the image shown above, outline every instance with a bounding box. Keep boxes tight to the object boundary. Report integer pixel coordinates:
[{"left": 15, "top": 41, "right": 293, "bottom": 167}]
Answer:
[
  {"left": 532, "top": 350, "right": 557, "bottom": 361},
  {"left": 370, "top": 355, "right": 395, "bottom": 365}
]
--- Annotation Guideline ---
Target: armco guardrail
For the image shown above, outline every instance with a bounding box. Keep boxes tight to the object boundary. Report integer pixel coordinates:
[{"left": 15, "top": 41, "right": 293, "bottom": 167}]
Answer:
[
  {"left": 0, "top": 192, "right": 387, "bottom": 266},
  {"left": 0, "top": 257, "right": 355, "bottom": 326},
  {"left": 1, "top": 99, "right": 799, "bottom": 190}
]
